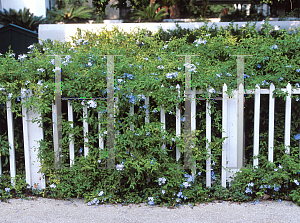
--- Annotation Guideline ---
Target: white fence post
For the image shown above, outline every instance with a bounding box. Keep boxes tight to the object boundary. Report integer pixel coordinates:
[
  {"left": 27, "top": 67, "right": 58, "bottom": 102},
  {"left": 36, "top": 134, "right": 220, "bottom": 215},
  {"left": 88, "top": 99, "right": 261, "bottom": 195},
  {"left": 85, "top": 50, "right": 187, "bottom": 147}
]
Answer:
[
  {"left": 161, "top": 104, "right": 166, "bottom": 150},
  {"left": 176, "top": 86, "right": 181, "bottom": 162},
  {"left": 285, "top": 83, "right": 292, "bottom": 154},
  {"left": 221, "top": 83, "right": 228, "bottom": 188},
  {"left": 6, "top": 100, "right": 16, "bottom": 187},
  {"left": 191, "top": 88, "right": 196, "bottom": 177},
  {"left": 206, "top": 88, "right": 211, "bottom": 188},
  {"left": 268, "top": 83, "right": 275, "bottom": 163},
  {"left": 253, "top": 84, "right": 260, "bottom": 168},
  {"left": 22, "top": 94, "right": 46, "bottom": 190},
  {"left": 68, "top": 100, "right": 74, "bottom": 166},
  {"left": 83, "top": 105, "right": 89, "bottom": 157}
]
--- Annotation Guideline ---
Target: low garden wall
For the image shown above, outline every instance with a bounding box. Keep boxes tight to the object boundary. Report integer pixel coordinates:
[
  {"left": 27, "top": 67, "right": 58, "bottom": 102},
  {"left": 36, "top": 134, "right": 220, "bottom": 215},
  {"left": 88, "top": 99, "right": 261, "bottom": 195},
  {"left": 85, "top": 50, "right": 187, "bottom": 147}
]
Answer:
[{"left": 38, "top": 21, "right": 300, "bottom": 43}]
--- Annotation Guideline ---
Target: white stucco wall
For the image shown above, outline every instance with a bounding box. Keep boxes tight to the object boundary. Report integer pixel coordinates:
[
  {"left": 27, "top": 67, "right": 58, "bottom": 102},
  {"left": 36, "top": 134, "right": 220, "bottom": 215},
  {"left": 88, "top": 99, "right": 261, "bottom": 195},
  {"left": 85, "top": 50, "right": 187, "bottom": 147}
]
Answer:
[
  {"left": 1, "top": 0, "right": 48, "bottom": 17},
  {"left": 39, "top": 21, "right": 300, "bottom": 43}
]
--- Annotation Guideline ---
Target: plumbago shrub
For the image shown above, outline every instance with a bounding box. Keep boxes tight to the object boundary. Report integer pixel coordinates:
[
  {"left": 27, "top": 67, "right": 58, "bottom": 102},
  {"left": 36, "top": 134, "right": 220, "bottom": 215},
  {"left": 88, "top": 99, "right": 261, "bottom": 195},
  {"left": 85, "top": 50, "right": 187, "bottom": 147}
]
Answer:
[{"left": 1, "top": 19, "right": 300, "bottom": 206}]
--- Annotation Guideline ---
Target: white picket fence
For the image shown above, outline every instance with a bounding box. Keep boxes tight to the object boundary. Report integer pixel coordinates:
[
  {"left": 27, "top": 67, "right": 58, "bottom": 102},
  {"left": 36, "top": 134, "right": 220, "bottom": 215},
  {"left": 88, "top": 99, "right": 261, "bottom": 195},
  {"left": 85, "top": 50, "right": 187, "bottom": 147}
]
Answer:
[{"left": 1, "top": 83, "right": 300, "bottom": 190}]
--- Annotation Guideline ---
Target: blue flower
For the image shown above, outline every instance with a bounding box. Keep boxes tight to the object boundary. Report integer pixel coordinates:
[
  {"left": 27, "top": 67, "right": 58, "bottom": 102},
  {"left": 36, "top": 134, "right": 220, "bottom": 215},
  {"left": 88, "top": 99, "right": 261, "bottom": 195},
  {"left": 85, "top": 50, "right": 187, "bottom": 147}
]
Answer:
[
  {"left": 245, "top": 187, "right": 252, "bottom": 194},
  {"left": 257, "top": 64, "right": 261, "bottom": 68},
  {"left": 158, "top": 56, "right": 162, "bottom": 61},
  {"left": 296, "top": 69, "right": 300, "bottom": 72},
  {"left": 270, "top": 45, "right": 278, "bottom": 50},
  {"left": 294, "top": 134, "right": 300, "bottom": 140},
  {"left": 278, "top": 77, "right": 283, "bottom": 82}
]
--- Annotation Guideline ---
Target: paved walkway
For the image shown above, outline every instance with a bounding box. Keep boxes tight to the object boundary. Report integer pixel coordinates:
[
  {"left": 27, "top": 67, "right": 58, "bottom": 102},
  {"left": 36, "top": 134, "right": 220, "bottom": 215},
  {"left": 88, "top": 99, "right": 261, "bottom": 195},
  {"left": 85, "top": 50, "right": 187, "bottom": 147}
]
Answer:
[{"left": 1, "top": 197, "right": 300, "bottom": 222}]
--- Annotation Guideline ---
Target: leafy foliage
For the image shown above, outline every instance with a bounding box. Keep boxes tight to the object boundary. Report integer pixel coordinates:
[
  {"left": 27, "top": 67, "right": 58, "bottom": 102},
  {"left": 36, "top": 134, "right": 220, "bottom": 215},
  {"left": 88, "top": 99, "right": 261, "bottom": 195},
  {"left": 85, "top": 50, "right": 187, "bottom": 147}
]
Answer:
[
  {"left": 1, "top": 20, "right": 300, "bottom": 207},
  {"left": 0, "top": 8, "right": 47, "bottom": 31},
  {"left": 47, "top": 5, "right": 93, "bottom": 23},
  {"left": 131, "top": 3, "right": 169, "bottom": 22}
]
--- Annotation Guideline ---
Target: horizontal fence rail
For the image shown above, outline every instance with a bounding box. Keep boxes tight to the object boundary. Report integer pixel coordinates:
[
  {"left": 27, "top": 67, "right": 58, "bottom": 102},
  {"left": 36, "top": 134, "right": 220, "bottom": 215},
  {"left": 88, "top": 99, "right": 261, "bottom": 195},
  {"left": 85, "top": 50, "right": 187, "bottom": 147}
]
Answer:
[{"left": 1, "top": 83, "right": 300, "bottom": 189}]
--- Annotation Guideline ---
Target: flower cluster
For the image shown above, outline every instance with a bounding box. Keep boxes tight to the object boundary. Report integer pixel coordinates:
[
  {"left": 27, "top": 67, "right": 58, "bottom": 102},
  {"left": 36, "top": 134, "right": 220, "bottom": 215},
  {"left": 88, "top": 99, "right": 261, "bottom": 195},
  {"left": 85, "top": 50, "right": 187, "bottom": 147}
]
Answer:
[{"left": 194, "top": 38, "right": 207, "bottom": 46}]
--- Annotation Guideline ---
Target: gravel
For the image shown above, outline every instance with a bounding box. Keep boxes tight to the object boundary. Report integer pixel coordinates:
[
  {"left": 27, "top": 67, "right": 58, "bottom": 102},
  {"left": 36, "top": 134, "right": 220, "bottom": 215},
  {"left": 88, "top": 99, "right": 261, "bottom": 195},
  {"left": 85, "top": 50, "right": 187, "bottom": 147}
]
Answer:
[{"left": 1, "top": 197, "right": 300, "bottom": 223}]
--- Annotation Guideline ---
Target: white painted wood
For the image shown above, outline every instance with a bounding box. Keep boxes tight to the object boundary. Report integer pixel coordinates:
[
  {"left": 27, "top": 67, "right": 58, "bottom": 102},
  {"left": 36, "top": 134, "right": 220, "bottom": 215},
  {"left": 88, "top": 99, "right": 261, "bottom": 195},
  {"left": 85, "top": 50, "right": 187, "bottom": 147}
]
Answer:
[
  {"left": 22, "top": 96, "right": 45, "bottom": 190},
  {"left": 206, "top": 90, "right": 212, "bottom": 188},
  {"left": 98, "top": 112, "right": 104, "bottom": 151},
  {"left": 226, "top": 89, "right": 238, "bottom": 183},
  {"left": 176, "top": 88, "right": 181, "bottom": 162},
  {"left": 191, "top": 88, "right": 197, "bottom": 177},
  {"left": 222, "top": 83, "right": 228, "bottom": 188},
  {"left": 83, "top": 105, "right": 89, "bottom": 157},
  {"left": 145, "top": 97, "right": 149, "bottom": 123},
  {"left": 253, "top": 84, "right": 260, "bottom": 167},
  {"left": 237, "top": 83, "right": 244, "bottom": 169},
  {"left": 22, "top": 93, "right": 31, "bottom": 188},
  {"left": 268, "top": 83, "right": 275, "bottom": 163},
  {"left": 68, "top": 100, "right": 74, "bottom": 167},
  {"left": 161, "top": 104, "right": 166, "bottom": 150},
  {"left": 285, "top": 83, "right": 292, "bottom": 154},
  {"left": 6, "top": 100, "right": 16, "bottom": 186},
  {"left": 130, "top": 105, "right": 134, "bottom": 131}
]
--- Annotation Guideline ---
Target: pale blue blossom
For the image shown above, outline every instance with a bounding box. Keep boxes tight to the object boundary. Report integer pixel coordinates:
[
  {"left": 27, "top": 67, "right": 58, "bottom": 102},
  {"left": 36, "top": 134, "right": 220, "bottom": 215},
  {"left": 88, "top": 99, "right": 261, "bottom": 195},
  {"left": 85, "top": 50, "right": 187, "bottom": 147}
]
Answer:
[
  {"left": 0, "top": 86, "right": 5, "bottom": 90},
  {"left": 182, "top": 182, "right": 191, "bottom": 188},
  {"left": 245, "top": 187, "right": 252, "bottom": 194},
  {"left": 296, "top": 69, "right": 300, "bottom": 73},
  {"left": 5, "top": 188, "right": 10, "bottom": 193},
  {"left": 278, "top": 77, "right": 283, "bottom": 81},
  {"left": 87, "top": 100, "right": 97, "bottom": 108},
  {"left": 278, "top": 164, "right": 283, "bottom": 169},
  {"left": 177, "top": 192, "right": 182, "bottom": 197},
  {"left": 8, "top": 93, "right": 13, "bottom": 100},
  {"left": 116, "top": 164, "right": 124, "bottom": 171},
  {"left": 194, "top": 38, "right": 207, "bottom": 46},
  {"left": 18, "top": 54, "right": 27, "bottom": 60},
  {"left": 37, "top": 80, "right": 43, "bottom": 86},
  {"left": 157, "top": 65, "right": 164, "bottom": 69},
  {"left": 49, "top": 183, "right": 56, "bottom": 188},
  {"left": 37, "top": 68, "right": 45, "bottom": 73},
  {"left": 76, "top": 39, "right": 84, "bottom": 45},
  {"left": 294, "top": 180, "right": 299, "bottom": 186},
  {"left": 98, "top": 191, "right": 104, "bottom": 196},
  {"left": 162, "top": 190, "right": 165, "bottom": 195},
  {"left": 143, "top": 57, "right": 148, "bottom": 60},
  {"left": 162, "top": 45, "right": 168, "bottom": 50},
  {"left": 270, "top": 45, "right": 278, "bottom": 50},
  {"left": 158, "top": 177, "right": 166, "bottom": 185},
  {"left": 27, "top": 44, "right": 34, "bottom": 49},
  {"left": 166, "top": 72, "right": 178, "bottom": 79},
  {"left": 274, "top": 168, "right": 278, "bottom": 171}
]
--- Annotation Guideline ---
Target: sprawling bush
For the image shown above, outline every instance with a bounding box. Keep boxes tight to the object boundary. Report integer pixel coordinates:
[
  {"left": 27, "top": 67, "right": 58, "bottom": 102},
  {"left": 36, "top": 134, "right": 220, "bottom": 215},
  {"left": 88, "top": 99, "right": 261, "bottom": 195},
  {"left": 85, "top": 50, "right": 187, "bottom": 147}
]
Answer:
[{"left": 0, "top": 19, "right": 300, "bottom": 207}]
